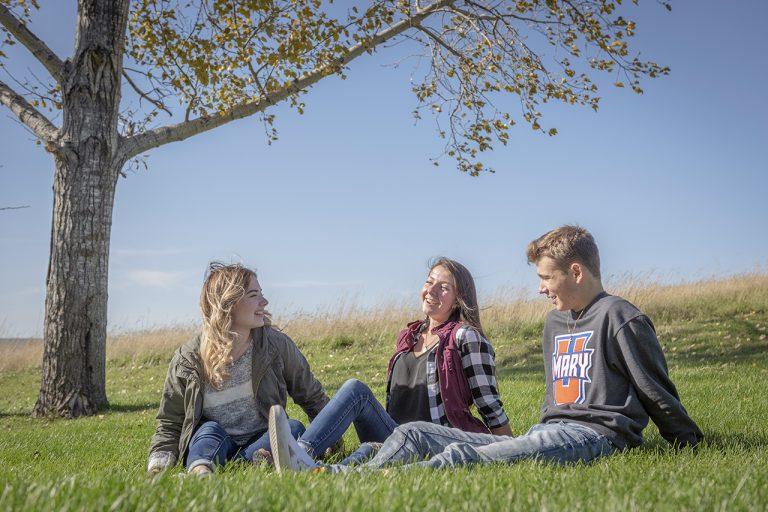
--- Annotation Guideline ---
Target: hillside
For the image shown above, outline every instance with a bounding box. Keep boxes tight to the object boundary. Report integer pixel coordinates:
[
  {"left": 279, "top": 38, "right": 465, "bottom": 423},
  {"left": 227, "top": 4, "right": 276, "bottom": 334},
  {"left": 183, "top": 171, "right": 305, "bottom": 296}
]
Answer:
[{"left": 1, "top": 274, "right": 767, "bottom": 511}]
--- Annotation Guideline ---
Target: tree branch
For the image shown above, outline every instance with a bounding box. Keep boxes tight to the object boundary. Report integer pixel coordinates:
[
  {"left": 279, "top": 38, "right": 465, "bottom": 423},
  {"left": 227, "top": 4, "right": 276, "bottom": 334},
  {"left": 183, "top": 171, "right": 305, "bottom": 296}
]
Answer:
[
  {"left": 461, "top": 1, "right": 561, "bottom": 25},
  {"left": 120, "top": 0, "right": 455, "bottom": 161},
  {"left": 0, "top": 4, "right": 66, "bottom": 83},
  {"left": 415, "top": 25, "right": 464, "bottom": 60},
  {"left": 0, "top": 78, "right": 59, "bottom": 142},
  {"left": 122, "top": 70, "right": 171, "bottom": 116}
]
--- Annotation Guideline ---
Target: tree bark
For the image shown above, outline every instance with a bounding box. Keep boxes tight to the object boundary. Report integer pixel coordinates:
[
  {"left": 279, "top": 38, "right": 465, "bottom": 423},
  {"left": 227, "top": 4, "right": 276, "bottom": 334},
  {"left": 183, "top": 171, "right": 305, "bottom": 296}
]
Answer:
[{"left": 33, "top": 0, "right": 130, "bottom": 418}]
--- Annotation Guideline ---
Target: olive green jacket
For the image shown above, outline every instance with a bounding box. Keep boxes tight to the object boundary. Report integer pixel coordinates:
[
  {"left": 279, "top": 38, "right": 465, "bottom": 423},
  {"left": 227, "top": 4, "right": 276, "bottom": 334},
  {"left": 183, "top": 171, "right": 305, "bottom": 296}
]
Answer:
[{"left": 147, "top": 326, "right": 329, "bottom": 472}]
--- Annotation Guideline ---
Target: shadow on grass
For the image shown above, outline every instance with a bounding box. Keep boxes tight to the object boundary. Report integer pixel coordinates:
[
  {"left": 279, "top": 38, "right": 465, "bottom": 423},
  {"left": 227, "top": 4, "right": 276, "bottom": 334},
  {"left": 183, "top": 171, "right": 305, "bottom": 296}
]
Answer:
[
  {"left": 668, "top": 344, "right": 768, "bottom": 367},
  {"left": 0, "top": 402, "right": 160, "bottom": 419},
  {"left": 496, "top": 361, "right": 543, "bottom": 381},
  {"left": 629, "top": 431, "right": 768, "bottom": 455},
  {"left": 495, "top": 349, "right": 768, "bottom": 379},
  {"left": 0, "top": 410, "right": 31, "bottom": 418},
  {"left": 107, "top": 402, "right": 159, "bottom": 413},
  {"left": 662, "top": 316, "right": 768, "bottom": 367},
  {"left": 493, "top": 315, "right": 768, "bottom": 375},
  {"left": 699, "top": 431, "right": 768, "bottom": 451}
]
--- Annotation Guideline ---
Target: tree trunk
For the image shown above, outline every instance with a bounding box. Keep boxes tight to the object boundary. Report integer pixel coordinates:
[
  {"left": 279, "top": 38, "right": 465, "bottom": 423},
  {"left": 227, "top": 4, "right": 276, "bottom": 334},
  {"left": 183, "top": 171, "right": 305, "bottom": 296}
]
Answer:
[
  {"left": 33, "top": 150, "right": 120, "bottom": 417},
  {"left": 33, "top": 0, "right": 130, "bottom": 418}
]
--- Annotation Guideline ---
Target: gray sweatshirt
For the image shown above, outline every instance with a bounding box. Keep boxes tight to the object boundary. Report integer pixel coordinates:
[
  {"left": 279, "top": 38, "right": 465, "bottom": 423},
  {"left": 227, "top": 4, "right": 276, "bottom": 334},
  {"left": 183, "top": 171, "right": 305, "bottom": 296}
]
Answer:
[{"left": 541, "top": 292, "right": 702, "bottom": 449}]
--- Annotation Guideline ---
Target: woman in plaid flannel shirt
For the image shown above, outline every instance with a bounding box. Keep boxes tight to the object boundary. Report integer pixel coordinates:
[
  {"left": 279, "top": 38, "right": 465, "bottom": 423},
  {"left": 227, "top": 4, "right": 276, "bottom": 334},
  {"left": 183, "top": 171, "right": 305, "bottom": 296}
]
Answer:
[{"left": 269, "top": 257, "right": 511, "bottom": 468}]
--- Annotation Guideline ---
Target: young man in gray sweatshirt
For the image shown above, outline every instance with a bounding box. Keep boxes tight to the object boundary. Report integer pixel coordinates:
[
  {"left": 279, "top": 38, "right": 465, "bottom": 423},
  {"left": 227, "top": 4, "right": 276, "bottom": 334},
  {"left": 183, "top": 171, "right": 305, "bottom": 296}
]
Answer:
[{"left": 270, "top": 225, "right": 702, "bottom": 472}]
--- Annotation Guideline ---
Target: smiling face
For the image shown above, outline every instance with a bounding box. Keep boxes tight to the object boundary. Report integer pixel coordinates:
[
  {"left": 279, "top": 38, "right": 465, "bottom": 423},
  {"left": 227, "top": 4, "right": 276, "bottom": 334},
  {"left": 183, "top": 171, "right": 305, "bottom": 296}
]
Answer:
[
  {"left": 535, "top": 256, "right": 580, "bottom": 312},
  {"left": 230, "top": 275, "right": 269, "bottom": 331},
  {"left": 421, "top": 265, "right": 458, "bottom": 324}
]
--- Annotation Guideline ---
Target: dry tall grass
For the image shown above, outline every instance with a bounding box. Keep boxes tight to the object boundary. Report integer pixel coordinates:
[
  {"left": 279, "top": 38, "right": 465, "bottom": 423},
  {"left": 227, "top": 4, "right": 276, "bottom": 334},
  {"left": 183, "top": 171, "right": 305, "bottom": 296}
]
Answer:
[{"left": 2, "top": 273, "right": 766, "bottom": 373}]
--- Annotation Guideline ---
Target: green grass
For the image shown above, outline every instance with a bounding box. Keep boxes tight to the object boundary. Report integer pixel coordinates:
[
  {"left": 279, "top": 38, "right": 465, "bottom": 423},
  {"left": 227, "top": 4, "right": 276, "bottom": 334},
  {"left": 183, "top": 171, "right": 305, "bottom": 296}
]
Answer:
[{"left": 2, "top": 282, "right": 768, "bottom": 511}]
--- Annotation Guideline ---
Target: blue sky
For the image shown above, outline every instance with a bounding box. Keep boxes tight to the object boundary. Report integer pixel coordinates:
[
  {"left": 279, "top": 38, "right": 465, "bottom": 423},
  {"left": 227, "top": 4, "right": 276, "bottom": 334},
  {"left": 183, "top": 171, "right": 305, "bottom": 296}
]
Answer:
[{"left": 1, "top": 1, "right": 766, "bottom": 337}]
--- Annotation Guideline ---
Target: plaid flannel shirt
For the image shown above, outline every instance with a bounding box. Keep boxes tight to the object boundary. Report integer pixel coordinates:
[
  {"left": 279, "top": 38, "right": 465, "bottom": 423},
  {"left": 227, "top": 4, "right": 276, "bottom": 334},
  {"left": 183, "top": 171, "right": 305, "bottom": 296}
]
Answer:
[{"left": 393, "top": 324, "right": 509, "bottom": 430}]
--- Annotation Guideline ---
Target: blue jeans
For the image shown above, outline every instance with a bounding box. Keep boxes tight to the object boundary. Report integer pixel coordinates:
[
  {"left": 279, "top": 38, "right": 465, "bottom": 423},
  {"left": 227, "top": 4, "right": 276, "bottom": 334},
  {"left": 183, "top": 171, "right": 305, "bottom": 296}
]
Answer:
[
  {"left": 326, "top": 420, "right": 616, "bottom": 472},
  {"left": 298, "top": 379, "right": 398, "bottom": 460},
  {"left": 186, "top": 419, "right": 305, "bottom": 471}
]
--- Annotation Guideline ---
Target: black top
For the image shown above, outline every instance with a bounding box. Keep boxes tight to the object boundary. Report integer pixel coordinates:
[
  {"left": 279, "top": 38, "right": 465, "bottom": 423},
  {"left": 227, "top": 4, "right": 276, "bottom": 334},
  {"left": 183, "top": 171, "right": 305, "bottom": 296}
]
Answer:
[{"left": 388, "top": 350, "right": 432, "bottom": 424}]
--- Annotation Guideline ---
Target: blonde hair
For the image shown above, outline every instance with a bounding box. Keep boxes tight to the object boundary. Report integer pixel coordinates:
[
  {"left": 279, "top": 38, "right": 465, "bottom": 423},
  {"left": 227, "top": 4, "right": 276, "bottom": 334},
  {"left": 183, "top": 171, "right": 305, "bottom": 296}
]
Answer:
[
  {"left": 199, "top": 262, "right": 256, "bottom": 389},
  {"left": 526, "top": 225, "right": 601, "bottom": 279}
]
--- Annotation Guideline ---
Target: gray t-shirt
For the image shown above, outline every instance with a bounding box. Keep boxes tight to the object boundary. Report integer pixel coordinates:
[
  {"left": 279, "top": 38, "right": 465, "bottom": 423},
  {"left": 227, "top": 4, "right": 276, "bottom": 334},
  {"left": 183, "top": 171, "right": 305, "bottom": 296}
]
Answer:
[
  {"left": 202, "top": 342, "right": 265, "bottom": 444},
  {"left": 388, "top": 349, "right": 432, "bottom": 424},
  {"left": 541, "top": 292, "right": 702, "bottom": 449}
]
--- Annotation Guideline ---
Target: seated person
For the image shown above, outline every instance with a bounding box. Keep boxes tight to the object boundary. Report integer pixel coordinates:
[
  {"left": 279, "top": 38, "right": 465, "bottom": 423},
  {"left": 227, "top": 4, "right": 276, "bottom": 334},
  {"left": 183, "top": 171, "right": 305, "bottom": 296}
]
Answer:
[
  {"left": 147, "top": 262, "right": 330, "bottom": 475},
  {"left": 270, "top": 257, "right": 511, "bottom": 470},
  {"left": 269, "top": 226, "right": 702, "bottom": 472}
]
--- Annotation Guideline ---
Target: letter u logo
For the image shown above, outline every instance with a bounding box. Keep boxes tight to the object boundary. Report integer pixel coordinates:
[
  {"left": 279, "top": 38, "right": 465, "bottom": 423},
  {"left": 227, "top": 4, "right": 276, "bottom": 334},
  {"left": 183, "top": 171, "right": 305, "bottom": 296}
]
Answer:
[{"left": 552, "top": 331, "right": 595, "bottom": 405}]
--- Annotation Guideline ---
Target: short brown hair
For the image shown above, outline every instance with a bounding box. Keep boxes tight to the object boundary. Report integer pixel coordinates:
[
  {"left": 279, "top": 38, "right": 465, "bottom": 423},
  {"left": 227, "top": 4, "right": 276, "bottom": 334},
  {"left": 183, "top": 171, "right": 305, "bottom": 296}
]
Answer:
[{"left": 526, "top": 225, "right": 601, "bottom": 278}]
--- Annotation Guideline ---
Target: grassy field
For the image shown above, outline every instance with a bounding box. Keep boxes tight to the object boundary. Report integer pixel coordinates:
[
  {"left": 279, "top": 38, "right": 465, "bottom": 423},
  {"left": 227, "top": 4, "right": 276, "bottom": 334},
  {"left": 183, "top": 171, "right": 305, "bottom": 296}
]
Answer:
[{"left": 1, "top": 275, "right": 767, "bottom": 511}]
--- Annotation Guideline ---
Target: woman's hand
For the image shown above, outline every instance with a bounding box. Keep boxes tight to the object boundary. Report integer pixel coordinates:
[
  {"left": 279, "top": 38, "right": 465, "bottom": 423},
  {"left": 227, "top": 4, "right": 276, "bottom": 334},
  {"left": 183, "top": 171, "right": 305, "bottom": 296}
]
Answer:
[
  {"left": 322, "top": 437, "right": 345, "bottom": 460},
  {"left": 147, "top": 451, "right": 177, "bottom": 474},
  {"left": 491, "top": 424, "right": 513, "bottom": 437}
]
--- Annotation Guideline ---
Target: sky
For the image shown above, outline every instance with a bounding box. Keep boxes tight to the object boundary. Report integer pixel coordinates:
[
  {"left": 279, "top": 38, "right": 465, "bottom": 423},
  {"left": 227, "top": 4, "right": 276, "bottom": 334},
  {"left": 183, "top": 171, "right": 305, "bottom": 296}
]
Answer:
[{"left": 1, "top": 1, "right": 766, "bottom": 337}]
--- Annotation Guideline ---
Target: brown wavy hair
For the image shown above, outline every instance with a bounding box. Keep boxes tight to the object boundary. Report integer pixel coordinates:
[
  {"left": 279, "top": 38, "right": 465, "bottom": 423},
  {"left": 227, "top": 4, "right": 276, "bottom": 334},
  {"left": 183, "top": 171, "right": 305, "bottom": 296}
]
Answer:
[
  {"left": 428, "top": 257, "right": 485, "bottom": 338},
  {"left": 199, "top": 262, "right": 257, "bottom": 389}
]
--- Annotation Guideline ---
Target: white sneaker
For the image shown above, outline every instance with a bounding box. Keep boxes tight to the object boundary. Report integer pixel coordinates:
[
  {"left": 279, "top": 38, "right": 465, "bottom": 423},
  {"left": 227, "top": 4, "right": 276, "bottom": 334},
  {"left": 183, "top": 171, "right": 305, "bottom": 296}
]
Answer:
[{"left": 268, "top": 405, "right": 319, "bottom": 473}]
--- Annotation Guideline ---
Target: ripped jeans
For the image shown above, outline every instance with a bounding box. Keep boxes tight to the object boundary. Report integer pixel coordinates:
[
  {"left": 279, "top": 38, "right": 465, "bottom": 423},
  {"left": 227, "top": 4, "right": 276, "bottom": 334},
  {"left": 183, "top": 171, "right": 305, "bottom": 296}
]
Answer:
[
  {"left": 324, "top": 420, "right": 617, "bottom": 472},
  {"left": 186, "top": 419, "right": 305, "bottom": 472}
]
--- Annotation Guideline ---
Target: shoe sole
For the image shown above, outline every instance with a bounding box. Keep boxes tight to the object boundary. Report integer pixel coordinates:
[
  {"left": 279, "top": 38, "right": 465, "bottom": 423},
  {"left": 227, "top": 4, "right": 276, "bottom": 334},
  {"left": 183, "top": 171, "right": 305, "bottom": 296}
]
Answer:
[{"left": 268, "top": 405, "right": 289, "bottom": 473}]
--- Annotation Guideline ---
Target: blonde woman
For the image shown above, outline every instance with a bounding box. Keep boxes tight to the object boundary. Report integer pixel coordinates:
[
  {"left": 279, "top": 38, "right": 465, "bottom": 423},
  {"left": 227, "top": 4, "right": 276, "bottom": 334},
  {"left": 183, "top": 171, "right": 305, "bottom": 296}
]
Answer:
[{"left": 147, "top": 262, "right": 330, "bottom": 475}]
